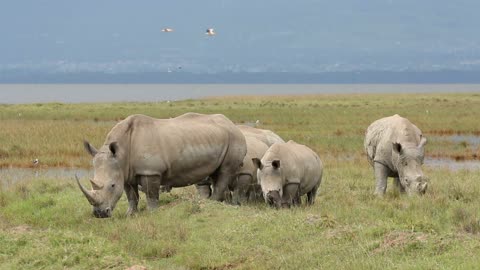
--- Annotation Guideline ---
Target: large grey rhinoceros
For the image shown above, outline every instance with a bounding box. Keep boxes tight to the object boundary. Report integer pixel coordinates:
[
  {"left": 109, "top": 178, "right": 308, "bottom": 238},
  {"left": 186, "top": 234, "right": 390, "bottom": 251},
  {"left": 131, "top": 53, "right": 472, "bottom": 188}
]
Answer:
[
  {"left": 364, "top": 114, "right": 428, "bottom": 196},
  {"left": 236, "top": 125, "right": 285, "bottom": 146},
  {"left": 77, "top": 113, "right": 247, "bottom": 218},
  {"left": 195, "top": 125, "right": 285, "bottom": 203},
  {"left": 252, "top": 140, "right": 323, "bottom": 208}
]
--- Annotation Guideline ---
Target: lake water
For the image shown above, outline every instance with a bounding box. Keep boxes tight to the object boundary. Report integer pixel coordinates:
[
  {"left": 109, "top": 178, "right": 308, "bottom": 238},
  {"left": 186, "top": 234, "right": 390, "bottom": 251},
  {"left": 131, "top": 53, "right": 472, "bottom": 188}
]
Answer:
[{"left": 1, "top": 84, "right": 480, "bottom": 104}]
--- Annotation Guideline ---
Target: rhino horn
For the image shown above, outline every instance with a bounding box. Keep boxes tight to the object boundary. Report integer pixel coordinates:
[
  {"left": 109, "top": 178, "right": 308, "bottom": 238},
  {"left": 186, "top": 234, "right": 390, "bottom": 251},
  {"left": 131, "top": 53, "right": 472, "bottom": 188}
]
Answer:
[
  {"left": 90, "top": 178, "right": 104, "bottom": 190},
  {"left": 76, "top": 174, "right": 99, "bottom": 206}
]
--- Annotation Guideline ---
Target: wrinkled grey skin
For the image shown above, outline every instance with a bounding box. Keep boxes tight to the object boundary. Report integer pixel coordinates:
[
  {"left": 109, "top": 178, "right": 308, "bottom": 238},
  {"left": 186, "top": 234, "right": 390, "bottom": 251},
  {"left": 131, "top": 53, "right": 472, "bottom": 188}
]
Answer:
[
  {"left": 236, "top": 125, "right": 285, "bottom": 146},
  {"left": 195, "top": 125, "right": 284, "bottom": 204},
  {"left": 78, "top": 113, "right": 247, "bottom": 218},
  {"left": 364, "top": 114, "right": 428, "bottom": 196},
  {"left": 253, "top": 140, "right": 323, "bottom": 208},
  {"left": 231, "top": 135, "right": 269, "bottom": 205}
]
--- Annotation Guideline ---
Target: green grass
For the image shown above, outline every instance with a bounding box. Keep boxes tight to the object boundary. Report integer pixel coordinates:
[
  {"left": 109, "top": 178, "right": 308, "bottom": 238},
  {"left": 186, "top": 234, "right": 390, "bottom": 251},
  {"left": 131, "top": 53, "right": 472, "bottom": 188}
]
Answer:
[
  {"left": 1, "top": 165, "right": 480, "bottom": 269},
  {"left": 1, "top": 93, "right": 480, "bottom": 269}
]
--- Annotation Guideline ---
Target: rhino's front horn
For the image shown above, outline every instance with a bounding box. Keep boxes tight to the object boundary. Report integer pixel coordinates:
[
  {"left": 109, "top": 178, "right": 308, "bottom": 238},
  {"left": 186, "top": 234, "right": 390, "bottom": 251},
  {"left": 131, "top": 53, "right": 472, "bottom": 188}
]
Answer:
[{"left": 75, "top": 174, "right": 99, "bottom": 206}]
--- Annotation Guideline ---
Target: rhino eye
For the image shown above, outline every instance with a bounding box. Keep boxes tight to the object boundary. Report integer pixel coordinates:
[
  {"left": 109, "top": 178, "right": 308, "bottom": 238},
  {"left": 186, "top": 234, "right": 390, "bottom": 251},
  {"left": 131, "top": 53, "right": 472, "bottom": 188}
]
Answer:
[{"left": 111, "top": 184, "right": 115, "bottom": 188}]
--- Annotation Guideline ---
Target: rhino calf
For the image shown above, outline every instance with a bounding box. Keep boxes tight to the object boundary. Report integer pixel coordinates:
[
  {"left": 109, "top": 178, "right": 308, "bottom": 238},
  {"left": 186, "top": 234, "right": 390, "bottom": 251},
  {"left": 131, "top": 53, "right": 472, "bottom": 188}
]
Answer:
[
  {"left": 364, "top": 114, "right": 428, "bottom": 196},
  {"left": 253, "top": 140, "right": 323, "bottom": 208}
]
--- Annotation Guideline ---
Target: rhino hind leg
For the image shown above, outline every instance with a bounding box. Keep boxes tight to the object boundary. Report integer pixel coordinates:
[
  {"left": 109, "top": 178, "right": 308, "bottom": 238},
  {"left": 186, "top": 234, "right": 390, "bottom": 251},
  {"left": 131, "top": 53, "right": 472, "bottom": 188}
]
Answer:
[
  {"left": 374, "top": 162, "right": 389, "bottom": 196},
  {"left": 210, "top": 170, "right": 232, "bottom": 202},
  {"left": 125, "top": 183, "right": 139, "bottom": 216},
  {"left": 306, "top": 185, "right": 318, "bottom": 205}
]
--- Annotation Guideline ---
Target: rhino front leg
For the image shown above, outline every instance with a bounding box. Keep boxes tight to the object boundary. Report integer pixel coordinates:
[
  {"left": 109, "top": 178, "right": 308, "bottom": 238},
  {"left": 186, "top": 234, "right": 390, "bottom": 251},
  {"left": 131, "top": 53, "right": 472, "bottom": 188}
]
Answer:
[
  {"left": 393, "top": 177, "right": 406, "bottom": 193},
  {"left": 282, "top": 183, "right": 300, "bottom": 207},
  {"left": 374, "top": 162, "right": 389, "bottom": 196},
  {"left": 124, "top": 183, "right": 139, "bottom": 216},
  {"left": 139, "top": 175, "right": 161, "bottom": 210}
]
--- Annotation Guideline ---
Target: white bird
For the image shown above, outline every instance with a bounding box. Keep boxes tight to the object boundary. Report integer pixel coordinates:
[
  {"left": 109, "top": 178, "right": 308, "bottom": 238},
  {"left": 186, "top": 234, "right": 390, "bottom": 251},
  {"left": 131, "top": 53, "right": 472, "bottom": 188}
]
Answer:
[
  {"left": 161, "top": 28, "right": 174, "bottom": 32},
  {"left": 33, "top": 158, "right": 39, "bottom": 166},
  {"left": 206, "top": 28, "right": 216, "bottom": 36}
]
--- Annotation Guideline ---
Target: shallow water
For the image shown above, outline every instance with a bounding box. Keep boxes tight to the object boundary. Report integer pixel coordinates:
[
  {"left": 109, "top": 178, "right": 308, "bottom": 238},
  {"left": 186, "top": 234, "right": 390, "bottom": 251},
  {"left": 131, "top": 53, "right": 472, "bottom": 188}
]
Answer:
[
  {"left": 0, "top": 167, "right": 91, "bottom": 188},
  {"left": 432, "top": 135, "right": 480, "bottom": 148},
  {"left": 1, "top": 84, "right": 480, "bottom": 104},
  {"left": 424, "top": 157, "right": 480, "bottom": 171}
]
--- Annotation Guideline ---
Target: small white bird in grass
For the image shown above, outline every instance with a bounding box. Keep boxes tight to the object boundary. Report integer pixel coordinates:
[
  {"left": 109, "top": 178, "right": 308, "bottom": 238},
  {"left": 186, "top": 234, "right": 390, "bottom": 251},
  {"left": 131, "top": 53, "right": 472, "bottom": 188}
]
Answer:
[
  {"left": 33, "top": 158, "right": 39, "bottom": 166},
  {"left": 206, "top": 28, "right": 216, "bottom": 36},
  {"left": 161, "top": 28, "right": 174, "bottom": 32}
]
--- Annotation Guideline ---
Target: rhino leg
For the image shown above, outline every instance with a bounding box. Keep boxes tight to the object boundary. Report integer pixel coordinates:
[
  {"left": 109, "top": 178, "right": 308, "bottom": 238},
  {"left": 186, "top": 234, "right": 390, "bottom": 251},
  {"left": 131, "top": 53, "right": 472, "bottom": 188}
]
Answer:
[
  {"left": 306, "top": 184, "right": 319, "bottom": 205},
  {"left": 282, "top": 183, "right": 300, "bottom": 207},
  {"left": 374, "top": 162, "right": 389, "bottom": 196},
  {"left": 125, "top": 183, "right": 139, "bottom": 216},
  {"left": 210, "top": 171, "right": 232, "bottom": 202},
  {"left": 249, "top": 185, "right": 264, "bottom": 203},
  {"left": 139, "top": 175, "right": 161, "bottom": 210},
  {"left": 393, "top": 177, "right": 406, "bottom": 193},
  {"left": 232, "top": 174, "right": 251, "bottom": 205}
]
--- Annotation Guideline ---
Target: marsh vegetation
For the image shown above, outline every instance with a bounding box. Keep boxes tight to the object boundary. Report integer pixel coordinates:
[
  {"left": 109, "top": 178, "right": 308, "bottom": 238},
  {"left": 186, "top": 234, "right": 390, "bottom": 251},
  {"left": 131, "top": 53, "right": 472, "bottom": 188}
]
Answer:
[{"left": 1, "top": 93, "right": 480, "bottom": 269}]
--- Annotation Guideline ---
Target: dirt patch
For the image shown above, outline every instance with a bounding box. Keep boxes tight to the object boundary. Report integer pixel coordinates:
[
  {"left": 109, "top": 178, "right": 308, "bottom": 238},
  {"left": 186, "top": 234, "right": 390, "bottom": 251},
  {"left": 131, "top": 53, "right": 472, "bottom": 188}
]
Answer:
[
  {"left": 126, "top": 265, "right": 147, "bottom": 270},
  {"left": 10, "top": 225, "right": 32, "bottom": 234},
  {"left": 373, "top": 231, "right": 428, "bottom": 254}
]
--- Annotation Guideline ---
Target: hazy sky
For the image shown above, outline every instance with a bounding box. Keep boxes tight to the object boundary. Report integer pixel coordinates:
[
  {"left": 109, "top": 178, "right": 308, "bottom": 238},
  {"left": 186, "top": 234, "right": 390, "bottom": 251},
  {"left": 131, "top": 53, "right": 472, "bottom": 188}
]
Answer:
[{"left": 2, "top": 1, "right": 480, "bottom": 73}]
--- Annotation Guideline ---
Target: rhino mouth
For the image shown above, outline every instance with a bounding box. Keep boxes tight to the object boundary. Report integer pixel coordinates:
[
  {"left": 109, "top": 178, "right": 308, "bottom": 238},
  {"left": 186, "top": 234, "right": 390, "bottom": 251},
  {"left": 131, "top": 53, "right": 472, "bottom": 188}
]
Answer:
[
  {"left": 266, "top": 191, "right": 281, "bottom": 209},
  {"left": 93, "top": 207, "right": 111, "bottom": 218}
]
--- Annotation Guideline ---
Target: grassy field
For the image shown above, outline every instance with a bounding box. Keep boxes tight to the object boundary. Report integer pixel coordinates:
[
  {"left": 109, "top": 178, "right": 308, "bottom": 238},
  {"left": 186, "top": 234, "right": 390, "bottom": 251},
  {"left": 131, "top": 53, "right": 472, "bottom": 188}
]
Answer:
[{"left": 1, "top": 92, "right": 480, "bottom": 269}]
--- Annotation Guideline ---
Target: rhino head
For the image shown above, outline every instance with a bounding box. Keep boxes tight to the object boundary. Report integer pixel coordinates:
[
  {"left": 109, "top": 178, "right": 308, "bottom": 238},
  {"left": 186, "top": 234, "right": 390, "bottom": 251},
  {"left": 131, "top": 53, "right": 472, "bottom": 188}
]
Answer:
[
  {"left": 252, "top": 158, "right": 283, "bottom": 208},
  {"left": 77, "top": 141, "right": 125, "bottom": 218},
  {"left": 392, "top": 136, "right": 428, "bottom": 195}
]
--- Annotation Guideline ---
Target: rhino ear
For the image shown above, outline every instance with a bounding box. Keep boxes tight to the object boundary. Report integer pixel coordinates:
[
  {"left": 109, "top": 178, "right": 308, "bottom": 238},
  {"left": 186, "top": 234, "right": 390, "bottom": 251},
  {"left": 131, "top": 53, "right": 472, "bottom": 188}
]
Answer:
[
  {"left": 252, "top": 158, "right": 263, "bottom": 170},
  {"left": 84, "top": 141, "right": 98, "bottom": 157},
  {"left": 392, "top": 142, "right": 402, "bottom": 154},
  {"left": 272, "top": 160, "right": 281, "bottom": 169},
  {"left": 109, "top": 142, "right": 119, "bottom": 157},
  {"left": 418, "top": 136, "right": 427, "bottom": 148}
]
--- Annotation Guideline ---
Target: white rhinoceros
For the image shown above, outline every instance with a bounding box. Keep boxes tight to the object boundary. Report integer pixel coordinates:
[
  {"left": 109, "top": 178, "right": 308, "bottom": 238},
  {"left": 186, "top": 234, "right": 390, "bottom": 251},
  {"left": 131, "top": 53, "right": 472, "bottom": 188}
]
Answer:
[
  {"left": 77, "top": 113, "right": 247, "bottom": 218},
  {"left": 252, "top": 140, "right": 323, "bottom": 208},
  {"left": 364, "top": 114, "right": 428, "bottom": 196},
  {"left": 196, "top": 125, "right": 285, "bottom": 203}
]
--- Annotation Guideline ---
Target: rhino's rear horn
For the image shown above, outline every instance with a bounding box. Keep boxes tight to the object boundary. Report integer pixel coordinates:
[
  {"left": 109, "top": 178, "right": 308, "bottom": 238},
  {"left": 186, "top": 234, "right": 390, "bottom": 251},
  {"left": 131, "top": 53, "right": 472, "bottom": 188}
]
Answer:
[
  {"left": 75, "top": 174, "right": 99, "bottom": 206},
  {"left": 90, "top": 178, "right": 104, "bottom": 190}
]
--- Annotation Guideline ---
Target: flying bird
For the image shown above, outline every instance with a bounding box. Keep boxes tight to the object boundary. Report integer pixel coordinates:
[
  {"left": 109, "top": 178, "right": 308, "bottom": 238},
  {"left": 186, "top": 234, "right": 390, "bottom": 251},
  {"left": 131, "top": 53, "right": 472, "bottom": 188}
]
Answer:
[
  {"left": 161, "top": 28, "right": 174, "bottom": 32},
  {"left": 205, "top": 28, "right": 216, "bottom": 36}
]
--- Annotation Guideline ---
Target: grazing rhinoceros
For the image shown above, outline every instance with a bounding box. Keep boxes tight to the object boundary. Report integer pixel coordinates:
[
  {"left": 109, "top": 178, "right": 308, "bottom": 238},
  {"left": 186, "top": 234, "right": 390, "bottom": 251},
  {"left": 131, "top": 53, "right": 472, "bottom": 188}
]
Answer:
[
  {"left": 77, "top": 113, "right": 247, "bottom": 218},
  {"left": 231, "top": 134, "right": 269, "bottom": 204},
  {"left": 364, "top": 114, "right": 428, "bottom": 196},
  {"left": 236, "top": 125, "right": 285, "bottom": 146},
  {"left": 196, "top": 125, "right": 285, "bottom": 204},
  {"left": 252, "top": 140, "right": 323, "bottom": 208}
]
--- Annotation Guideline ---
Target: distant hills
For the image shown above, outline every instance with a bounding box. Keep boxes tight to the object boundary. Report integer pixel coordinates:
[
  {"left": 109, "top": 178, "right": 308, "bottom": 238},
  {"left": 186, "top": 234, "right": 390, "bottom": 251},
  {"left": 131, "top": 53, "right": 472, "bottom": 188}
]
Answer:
[{"left": 2, "top": 1, "right": 480, "bottom": 82}]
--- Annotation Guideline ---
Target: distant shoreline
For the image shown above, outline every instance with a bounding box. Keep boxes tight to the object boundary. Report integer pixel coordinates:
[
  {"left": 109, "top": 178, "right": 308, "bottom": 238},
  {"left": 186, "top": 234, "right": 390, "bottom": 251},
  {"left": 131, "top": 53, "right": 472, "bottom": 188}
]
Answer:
[
  {"left": 1, "top": 84, "right": 479, "bottom": 104},
  {"left": 3, "top": 71, "right": 480, "bottom": 84}
]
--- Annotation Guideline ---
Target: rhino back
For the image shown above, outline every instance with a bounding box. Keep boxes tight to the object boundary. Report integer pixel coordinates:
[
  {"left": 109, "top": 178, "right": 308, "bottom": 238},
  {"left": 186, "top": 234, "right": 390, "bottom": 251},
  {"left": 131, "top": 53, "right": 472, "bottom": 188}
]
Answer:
[
  {"left": 237, "top": 125, "right": 285, "bottom": 146},
  {"left": 116, "top": 113, "right": 245, "bottom": 187}
]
